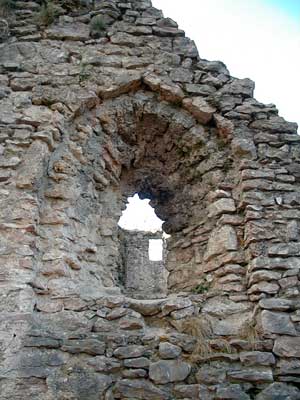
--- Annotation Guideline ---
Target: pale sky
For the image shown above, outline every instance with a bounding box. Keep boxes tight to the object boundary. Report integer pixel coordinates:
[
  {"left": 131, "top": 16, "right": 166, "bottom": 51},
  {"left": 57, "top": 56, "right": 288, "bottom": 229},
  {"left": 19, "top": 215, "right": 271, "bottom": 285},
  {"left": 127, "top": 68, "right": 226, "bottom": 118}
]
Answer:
[
  {"left": 152, "top": 0, "right": 300, "bottom": 127},
  {"left": 118, "top": 194, "right": 163, "bottom": 231},
  {"left": 119, "top": 0, "right": 300, "bottom": 233}
]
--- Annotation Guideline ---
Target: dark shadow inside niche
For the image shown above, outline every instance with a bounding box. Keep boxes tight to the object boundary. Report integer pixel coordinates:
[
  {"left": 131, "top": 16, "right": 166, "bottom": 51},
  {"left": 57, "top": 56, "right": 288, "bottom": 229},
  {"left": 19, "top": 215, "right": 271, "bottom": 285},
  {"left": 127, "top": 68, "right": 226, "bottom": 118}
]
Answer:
[{"left": 118, "top": 193, "right": 169, "bottom": 299}]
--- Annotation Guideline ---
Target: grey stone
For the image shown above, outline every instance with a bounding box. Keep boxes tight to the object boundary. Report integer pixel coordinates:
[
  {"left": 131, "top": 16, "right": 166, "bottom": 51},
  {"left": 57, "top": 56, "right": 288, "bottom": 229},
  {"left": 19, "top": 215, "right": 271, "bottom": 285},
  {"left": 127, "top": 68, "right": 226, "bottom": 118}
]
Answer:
[
  {"left": 182, "top": 97, "right": 216, "bottom": 124},
  {"left": 152, "top": 26, "right": 185, "bottom": 37},
  {"left": 105, "top": 307, "right": 127, "bottom": 321},
  {"left": 261, "top": 310, "right": 297, "bottom": 335},
  {"left": 216, "top": 384, "right": 250, "bottom": 400},
  {"left": 249, "top": 256, "right": 300, "bottom": 273},
  {"left": 269, "top": 243, "right": 300, "bottom": 257},
  {"left": 248, "top": 270, "right": 281, "bottom": 286},
  {"left": 202, "top": 296, "right": 251, "bottom": 317},
  {"left": 222, "top": 78, "right": 255, "bottom": 97},
  {"left": 98, "top": 71, "right": 141, "bottom": 99},
  {"left": 208, "top": 198, "right": 236, "bottom": 217},
  {"left": 173, "top": 37, "right": 199, "bottom": 57},
  {"left": 114, "top": 345, "right": 147, "bottom": 359},
  {"left": 273, "top": 336, "right": 300, "bottom": 358},
  {"left": 16, "top": 141, "right": 49, "bottom": 189},
  {"left": 277, "top": 358, "right": 300, "bottom": 376},
  {"left": 170, "top": 305, "right": 195, "bottom": 320},
  {"left": 88, "top": 356, "right": 121, "bottom": 373},
  {"left": 196, "top": 365, "right": 226, "bottom": 384},
  {"left": 170, "top": 68, "right": 193, "bottom": 83},
  {"left": 161, "top": 297, "right": 192, "bottom": 316},
  {"left": 127, "top": 298, "right": 164, "bottom": 316},
  {"left": 119, "top": 316, "right": 144, "bottom": 330},
  {"left": 122, "top": 368, "right": 147, "bottom": 378},
  {"left": 174, "top": 384, "right": 213, "bottom": 400},
  {"left": 159, "top": 342, "right": 182, "bottom": 359},
  {"left": 47, "top": 369, "right": 112, "bottom": 399},
  {"left": 149, "top": 360, "right": 191, "bottom": 384},
  {"left": 19, "top": 106, "right": 54, "bottom": 127},
  {"left": 251, "top": 116, "right": 297, "bottom": 134},
  {"left": 227, "top": 367, "right": 273, "bottom": 382},
  {"left": 239, "top": 351, "right": 275, "bottom": 366},
  {"left": 209, "top": 311, "right": 252, "bottom": 336},
  {"left": 256, "top": 383, "right": 300, "bottom": 400},
  {"left": 231, "top": 137, "right": 257, "bottom": 159},
  {"left": 204, "top": 226, "right": 238, "bottom": 260},
  {"left": 124, "top": 357, "right": 150, "bottom": 368},
  {"left": 23, "top": 335, "right": 60, "bottom": 349},
  {"left": 114, "top": 379, "right": 169, "bottom": 400},
  {"left": 45, "top": 23, "right": 90, "bottom": 41},
  {"left": 185, "top": 83, "right": 216, "bottom": 95},
  {"left": 61, "top": 338, "right": 105, "bottom": 355},
  {"left": 248, "top": 282, "right": 280, "bottom": 295}
]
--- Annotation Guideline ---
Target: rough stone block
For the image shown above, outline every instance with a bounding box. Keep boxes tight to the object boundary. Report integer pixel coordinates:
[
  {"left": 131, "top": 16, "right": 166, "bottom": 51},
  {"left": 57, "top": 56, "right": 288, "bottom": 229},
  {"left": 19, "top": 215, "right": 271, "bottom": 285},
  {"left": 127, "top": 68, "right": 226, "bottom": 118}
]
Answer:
[{"left": 149, "top": 360, "right": 191, "bottom": 384}]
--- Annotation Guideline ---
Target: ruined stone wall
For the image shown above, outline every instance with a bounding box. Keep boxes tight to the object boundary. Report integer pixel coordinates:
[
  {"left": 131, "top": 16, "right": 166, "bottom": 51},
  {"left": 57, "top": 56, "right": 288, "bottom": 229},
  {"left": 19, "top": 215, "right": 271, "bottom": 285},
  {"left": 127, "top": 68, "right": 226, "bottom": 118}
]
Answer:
[{"left": 0, "top": 0, "right": 300, "bottom": 398}]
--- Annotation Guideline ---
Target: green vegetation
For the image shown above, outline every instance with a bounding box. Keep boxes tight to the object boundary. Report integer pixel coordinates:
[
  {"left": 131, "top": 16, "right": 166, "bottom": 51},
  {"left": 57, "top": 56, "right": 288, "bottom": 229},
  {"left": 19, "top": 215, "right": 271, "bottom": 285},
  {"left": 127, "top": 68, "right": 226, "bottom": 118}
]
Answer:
[
  {"left": 79, "top": 62, "right": 91, "bottom": 83},
  {"left": 0, "top": 0, "right": 16, "bottom": 16},
  {"left": 192, "top": 275, "right": 210, "bottom": 294},
  {"left": 54, "top": 0, "right": 91, "bottom": 11},
  {"left": 192, "top": 282, "right": 210, "bottom": 294},
  {"left": 35, "top": 1, "right": 61, "bottom": 27},
  {"left": 90, "top": 15, "right": 106, "bottom": 37}
]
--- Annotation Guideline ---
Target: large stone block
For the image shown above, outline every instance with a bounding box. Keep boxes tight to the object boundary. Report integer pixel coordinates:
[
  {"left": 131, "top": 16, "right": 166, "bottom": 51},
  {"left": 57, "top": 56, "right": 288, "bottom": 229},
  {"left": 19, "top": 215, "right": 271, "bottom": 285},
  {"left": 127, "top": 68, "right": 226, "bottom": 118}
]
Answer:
[
  {"left": 273, "top": 336, "right": 300, "bottom": 358},
  {"left": 204, "top": 226, "right": 238, "bottom": 260},
  {"left": 149, "top": 360, "right": 191, "bottom": 384},
  {"left": 261, "top": 310, "right": 297, "bottom": 336},
  {"left": 182, "top": 97, "right": 216, "bottom": 124},
  {"left": 114, "top": 379, "right": 169, "bottom": 400}
]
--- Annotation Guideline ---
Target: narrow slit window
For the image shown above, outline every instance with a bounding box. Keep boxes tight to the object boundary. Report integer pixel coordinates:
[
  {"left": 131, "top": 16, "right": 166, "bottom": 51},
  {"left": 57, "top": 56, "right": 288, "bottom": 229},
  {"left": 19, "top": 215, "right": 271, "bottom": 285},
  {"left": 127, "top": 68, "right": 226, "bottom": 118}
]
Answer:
[{"left": 149, "top": 239, "right": 163, "bottom": 261}]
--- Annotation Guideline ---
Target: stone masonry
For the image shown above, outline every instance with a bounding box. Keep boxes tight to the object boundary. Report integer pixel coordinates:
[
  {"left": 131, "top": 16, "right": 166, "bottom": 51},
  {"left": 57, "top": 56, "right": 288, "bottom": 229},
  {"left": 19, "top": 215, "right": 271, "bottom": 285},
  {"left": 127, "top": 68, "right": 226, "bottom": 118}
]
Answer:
[{"left": 0, "top": 0, "right": 300, "bottom": 398}]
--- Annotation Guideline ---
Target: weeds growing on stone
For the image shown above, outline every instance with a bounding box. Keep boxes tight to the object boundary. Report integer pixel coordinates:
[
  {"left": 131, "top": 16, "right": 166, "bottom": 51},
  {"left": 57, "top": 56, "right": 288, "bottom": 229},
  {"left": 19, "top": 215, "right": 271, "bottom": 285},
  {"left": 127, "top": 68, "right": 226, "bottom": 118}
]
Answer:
[
  {"left": 79, "top": 61, "right": 91, "bottom": 83},
  {"left": 35, "top": 1, "right": 60, "bottom": 27},
  {"left": 90, "top": 15, "right": 106, "bottom": 37},
  {"left": 192, "top": 274, "right": 210, "bottom": 294},
  {"left": 211, "top": 338, "right": 235, "bottom": 354},
  {"left": 179, "top": 317, "right": 213, "bottom": 361},
  {"left": 192, "top": 281, "right": 210, "bottom": 294},
  {"left": 0, "top": 0, "right": 16, "bottom": 16},
  {"left": 240, "top": 319, "right": 260, "bottom": 350}
]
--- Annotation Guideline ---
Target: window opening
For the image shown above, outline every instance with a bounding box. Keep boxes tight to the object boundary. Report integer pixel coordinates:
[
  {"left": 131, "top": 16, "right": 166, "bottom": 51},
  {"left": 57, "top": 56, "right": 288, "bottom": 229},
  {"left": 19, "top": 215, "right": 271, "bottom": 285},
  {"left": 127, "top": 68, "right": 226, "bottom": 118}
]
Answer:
[
  {"left": 118, "top": 194, "right": 168, "bottom": 261},
  {"left": 118, "top": 194, "right": 163, "bottom": 232},
  {"left": 118, "top": 194, "right": 169, "bottom": 297},
  {"left": 149, "top": 239, "right": 163, "bottom": 261}
]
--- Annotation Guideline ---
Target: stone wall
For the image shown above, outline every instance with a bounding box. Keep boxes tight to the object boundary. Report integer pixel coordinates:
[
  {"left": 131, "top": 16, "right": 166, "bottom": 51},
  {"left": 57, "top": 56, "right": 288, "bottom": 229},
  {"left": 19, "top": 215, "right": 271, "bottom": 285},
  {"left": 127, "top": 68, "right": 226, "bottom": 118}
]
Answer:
[{"left": 0, "top": 0, "right": 300, "bottom": 398}]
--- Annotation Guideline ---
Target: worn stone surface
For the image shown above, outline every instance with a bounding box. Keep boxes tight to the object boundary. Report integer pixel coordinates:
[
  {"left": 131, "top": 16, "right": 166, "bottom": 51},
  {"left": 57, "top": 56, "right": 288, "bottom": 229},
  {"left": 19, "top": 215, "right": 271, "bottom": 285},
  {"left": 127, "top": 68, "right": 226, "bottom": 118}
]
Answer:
[
  {"left": 149, "top": 360, "right": 191, "bottom": 384},
  {"left": 215, "top": 384, "right": 250, "bottom": 400},
  {"left": 0, "top": 0, "right": 299, "bottom": 398},
  {"left": 273, "top": 337, "right": 300, "bottom": 358},
  {"left": 114, "top": 379, "right": 169, "bottom": 400},
  {"left": 256, "top": 383, "right": 300, "bottom": 400},
  {"left": 261, "top": 310, "right": 297, "bottom": 336},
  {"left": 159, "top": 342, "right": 182, "bottom": 359}
]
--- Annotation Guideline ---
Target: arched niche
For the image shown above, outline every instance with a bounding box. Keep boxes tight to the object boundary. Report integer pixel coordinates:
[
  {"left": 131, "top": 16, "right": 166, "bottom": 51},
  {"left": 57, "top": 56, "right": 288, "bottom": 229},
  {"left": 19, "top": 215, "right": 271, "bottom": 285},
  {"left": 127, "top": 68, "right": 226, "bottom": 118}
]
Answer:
[{"left": 32, "top": 87, "right": 245, "bottom": 311}]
